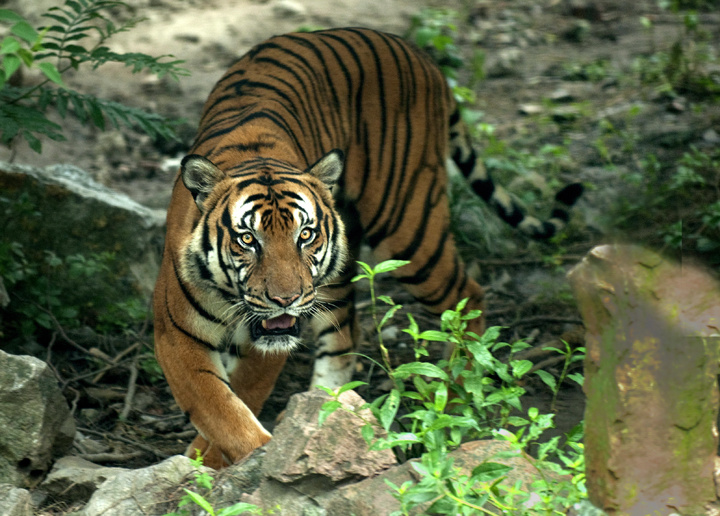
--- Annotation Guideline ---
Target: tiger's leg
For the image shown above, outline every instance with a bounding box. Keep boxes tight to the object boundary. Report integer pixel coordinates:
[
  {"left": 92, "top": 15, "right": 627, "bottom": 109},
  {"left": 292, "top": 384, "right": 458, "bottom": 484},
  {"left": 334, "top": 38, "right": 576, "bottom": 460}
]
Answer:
[
  {"left": 309, "top": 264, "right": 359, "bottom": 389},
  {"left": 183, "top": 347, "right": 287, "bottom": 469},
  {"left": 309, "top": 205, "right": 362, "bottom": 389},
  {"left": 155, "top": 323, "right": 281, "bottom": 469}
]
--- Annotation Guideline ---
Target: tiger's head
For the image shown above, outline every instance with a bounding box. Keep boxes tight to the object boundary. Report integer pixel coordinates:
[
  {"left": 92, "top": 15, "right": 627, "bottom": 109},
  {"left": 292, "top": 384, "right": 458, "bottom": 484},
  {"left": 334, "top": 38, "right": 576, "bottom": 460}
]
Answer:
[{"left": 178, "top": 150, "right": 347, "bottom": 353}]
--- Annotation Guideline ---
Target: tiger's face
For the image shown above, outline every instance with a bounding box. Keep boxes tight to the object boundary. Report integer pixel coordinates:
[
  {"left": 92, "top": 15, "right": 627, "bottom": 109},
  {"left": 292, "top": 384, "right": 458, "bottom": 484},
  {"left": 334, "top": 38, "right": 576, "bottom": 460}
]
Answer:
[{"left": 179, "top": 151, "right": 347, "bottom": 353}]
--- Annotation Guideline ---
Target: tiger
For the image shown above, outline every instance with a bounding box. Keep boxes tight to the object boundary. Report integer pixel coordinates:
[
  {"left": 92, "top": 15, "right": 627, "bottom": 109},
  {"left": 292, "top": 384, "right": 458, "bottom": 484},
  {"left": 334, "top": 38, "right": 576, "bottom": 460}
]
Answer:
[{"left": 153, "top": 27, "right": 582, "bottom": 469}]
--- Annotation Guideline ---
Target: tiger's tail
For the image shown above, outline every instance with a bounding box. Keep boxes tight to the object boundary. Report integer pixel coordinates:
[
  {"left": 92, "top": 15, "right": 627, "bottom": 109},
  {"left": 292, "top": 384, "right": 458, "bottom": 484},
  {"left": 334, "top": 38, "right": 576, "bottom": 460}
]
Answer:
[{"left": 448, "top": 110, "right": 583, "bottom": 240}]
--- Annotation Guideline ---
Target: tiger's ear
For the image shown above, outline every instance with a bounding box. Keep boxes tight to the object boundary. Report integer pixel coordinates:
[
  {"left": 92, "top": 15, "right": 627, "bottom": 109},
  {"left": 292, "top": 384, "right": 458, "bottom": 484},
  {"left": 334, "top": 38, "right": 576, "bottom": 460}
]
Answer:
[
  {"left": 181, "top": 154, "right": 226, "bottom": 212},
  {"left": 308, "top": 149, "right": 344, "bottom": 187}
]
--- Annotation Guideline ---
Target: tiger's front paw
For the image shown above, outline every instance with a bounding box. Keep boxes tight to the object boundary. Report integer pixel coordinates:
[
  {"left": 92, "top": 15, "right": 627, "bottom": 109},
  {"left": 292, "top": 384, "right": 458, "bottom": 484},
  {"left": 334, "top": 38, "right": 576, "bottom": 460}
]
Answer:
[{"left": 218, "top": 425, "right": 272, "bottom": 466}]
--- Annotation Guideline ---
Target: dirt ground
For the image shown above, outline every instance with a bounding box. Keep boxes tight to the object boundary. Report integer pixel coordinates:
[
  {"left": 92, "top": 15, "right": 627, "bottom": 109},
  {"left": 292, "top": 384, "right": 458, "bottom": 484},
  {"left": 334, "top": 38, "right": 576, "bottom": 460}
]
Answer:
[{"left": 3, "top": 0, "right": 718, "bottom": 479}]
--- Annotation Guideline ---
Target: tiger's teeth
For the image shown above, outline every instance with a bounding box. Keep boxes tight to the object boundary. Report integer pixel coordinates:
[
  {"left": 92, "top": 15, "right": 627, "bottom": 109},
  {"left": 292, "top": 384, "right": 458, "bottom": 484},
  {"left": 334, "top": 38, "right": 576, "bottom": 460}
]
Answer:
[
  {"left": 261, "top": 320, "right": 268, "bottom": 329},
  {"left": 290, "top": 316, "right": 297, "bottom": 326}
]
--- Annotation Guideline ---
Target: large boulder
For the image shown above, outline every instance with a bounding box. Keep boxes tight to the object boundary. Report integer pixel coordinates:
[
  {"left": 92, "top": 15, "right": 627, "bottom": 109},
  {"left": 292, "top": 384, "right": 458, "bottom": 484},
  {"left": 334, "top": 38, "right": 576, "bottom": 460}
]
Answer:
[
  {"left": 0, "top": 350, "right": 75, "bottom": 488},
  {"left": 0, "top": 161, "right": 165, "bottom": 301}
]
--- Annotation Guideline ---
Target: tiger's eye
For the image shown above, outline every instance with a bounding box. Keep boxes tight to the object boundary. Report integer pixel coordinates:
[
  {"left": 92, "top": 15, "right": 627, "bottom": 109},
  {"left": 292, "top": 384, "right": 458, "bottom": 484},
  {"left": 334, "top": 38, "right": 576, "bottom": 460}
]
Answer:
[
  {"left": 299, "top": 228, "right": 314, "bottom": 243},
  {"left": 239, "top": 233, "right": 255, "bottom": 246}
]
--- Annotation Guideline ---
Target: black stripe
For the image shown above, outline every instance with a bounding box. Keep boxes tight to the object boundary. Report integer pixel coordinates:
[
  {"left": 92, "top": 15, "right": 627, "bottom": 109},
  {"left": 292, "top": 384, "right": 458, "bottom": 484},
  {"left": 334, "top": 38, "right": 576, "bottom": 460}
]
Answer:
[{"left": 164, "top": 283, "right": 217, "bottom": 350}]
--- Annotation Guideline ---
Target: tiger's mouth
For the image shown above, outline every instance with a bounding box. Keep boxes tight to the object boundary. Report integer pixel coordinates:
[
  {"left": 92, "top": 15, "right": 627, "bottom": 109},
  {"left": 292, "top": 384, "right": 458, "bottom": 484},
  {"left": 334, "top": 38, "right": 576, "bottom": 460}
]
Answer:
[{"left": 250, "top": 314, "right": 301, "bottom": 340}]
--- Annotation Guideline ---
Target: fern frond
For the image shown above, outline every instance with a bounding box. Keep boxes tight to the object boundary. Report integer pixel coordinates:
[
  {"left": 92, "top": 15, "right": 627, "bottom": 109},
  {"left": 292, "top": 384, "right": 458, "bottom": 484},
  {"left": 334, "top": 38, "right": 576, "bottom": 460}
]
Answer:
[
  {"left": 86, "top": 47, "right": 189, "bottom": 80},
  {"left": 43, "top": 88, "right": 182, "bottom": 141},
  {"left": 37, "top": 0, "right": 145, "bottom": 66},
  {"left": 0, "top": 95, "right": 65, "bottom": 152}
]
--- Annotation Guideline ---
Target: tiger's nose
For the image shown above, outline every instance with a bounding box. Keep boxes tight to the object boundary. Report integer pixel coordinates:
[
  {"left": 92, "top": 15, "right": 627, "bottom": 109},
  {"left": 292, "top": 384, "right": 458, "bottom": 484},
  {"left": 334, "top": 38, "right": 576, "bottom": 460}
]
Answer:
[{"left": 269, "top": 293, "right": 300, "bottom": 308}]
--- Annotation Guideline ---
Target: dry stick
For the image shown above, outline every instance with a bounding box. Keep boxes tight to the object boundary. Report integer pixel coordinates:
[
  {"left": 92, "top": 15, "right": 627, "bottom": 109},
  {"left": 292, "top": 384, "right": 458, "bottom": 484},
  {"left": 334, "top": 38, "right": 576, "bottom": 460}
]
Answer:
[
  {"left": 78, "top": 451, "right": 145, "bottom": 463},
  {"left": 119, "top": 358, "right": 139, "bottom": 421},
  {"left": 78, "top": 427, "right": 170, "bottom": 459},
  {"left": 93, "top": 341, "right": 142, "bottom": 383}
]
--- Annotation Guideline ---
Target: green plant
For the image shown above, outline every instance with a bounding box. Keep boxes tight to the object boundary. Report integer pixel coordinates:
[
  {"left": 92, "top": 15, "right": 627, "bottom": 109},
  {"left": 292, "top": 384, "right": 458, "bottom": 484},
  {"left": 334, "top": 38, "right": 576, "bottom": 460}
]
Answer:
[
  {"left": 534, "top": 340, "right": 585, "bottom": 412},
  {"left": 635, "top": 2, "right": 719, "bottom": 99},
  {"left": 612, "top": 145, "right": 720, "bottom": 264},
  {"left": 0, "top": 193, "right": 150, "bottom": 345},
  {"left": 319, "top": 260, "right": 587, "bottom": 514},
  {"left": 165, "top": 452, "right": 266, "bottom": 516},
  {"left": 404, "top": 8, "right": 485, "bottom": 105},
  {"left": 0, "top": 0, "right": 188, "bottom": 153}
]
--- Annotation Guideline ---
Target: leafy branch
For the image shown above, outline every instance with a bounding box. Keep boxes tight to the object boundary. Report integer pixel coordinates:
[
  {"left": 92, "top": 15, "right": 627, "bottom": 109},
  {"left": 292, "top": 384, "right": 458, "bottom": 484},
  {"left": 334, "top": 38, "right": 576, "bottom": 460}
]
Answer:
[{"left": 0, "top": 0, "right": 188, "bottom": 153}]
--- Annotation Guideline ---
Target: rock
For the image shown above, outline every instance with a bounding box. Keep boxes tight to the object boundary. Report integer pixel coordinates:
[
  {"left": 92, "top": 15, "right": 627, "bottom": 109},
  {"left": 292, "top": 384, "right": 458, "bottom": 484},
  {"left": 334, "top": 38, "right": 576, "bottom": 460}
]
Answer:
[
  {"left": 0, "top": 484, "right": 32, "bottom": 516},
  {"left": 0, "top": 351, "right": 75, "bottom": 488},
  {"left": 79, "top": 455, "right": 208, "bottom": 516},
  {"left": 242, "top": 390, "right": 397, "bottom": 515},
  {"left": 569, "top": 245, "right": 720, "bottom": 514},
  {"left": 486, "top": 47, "right": 524, "bottom": 78},
  {"left": 518, "top": 103, "right": 543, "bottom": 115},
  {"left": 271, "top": 0, "right": 306, "bottom": 18},
  {"left": 38, "top": 456, "right": 126, "bottom": 508},
  {"left": 0, "top": 161, "right": 165, "bottom": 301},
  {"left": 262, "top": 390, "right": 397, "bottom": 483}
]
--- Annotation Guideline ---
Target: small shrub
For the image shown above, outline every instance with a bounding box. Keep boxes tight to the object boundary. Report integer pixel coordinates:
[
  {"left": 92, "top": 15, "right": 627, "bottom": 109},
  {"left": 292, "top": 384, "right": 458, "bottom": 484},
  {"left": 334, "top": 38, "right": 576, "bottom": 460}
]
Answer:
[
  {"left": 319, "top": 260, "right": 587, "bottom": 515},
  {"left": 0, "top": 0, "right": 188, "bottom": 153}
]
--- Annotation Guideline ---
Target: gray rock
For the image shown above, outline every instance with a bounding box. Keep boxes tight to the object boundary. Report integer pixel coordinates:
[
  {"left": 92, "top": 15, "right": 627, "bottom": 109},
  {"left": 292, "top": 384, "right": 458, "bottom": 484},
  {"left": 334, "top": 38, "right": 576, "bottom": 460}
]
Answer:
[
  {"left": 486, "top": 47, "right": 524, "bottom": 78},
  {"left": 0, "top": 351, "right": 75, "bottom": 488},
  {"left": 0, "top": 161, "right": 165, "bottom": 301},
  {"left": 0, "top": 484, "right": 33, "bottom": 516},
  {"left": 271, "top": 0, "right": 306, "bottom": 18},
  {"left": 38, "top": 456, "right": 126, "bottom": 508},
  {"left": 79, "top": 455, "right": 207, "bottom": 516},
  {"left": 262, "top": 390, "right": 396, "bottom": 484},
  {"left": 243, "top": 390, "right": 397, "bottom": 516}
]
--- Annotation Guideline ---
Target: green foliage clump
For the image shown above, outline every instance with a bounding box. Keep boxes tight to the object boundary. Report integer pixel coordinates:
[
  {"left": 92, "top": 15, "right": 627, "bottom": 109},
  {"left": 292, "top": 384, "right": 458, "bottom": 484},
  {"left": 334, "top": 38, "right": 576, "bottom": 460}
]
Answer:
[
  {"left": 404, "top": 8, "right": 485, "bottom": 106},
  {"left": 319, "top": 261, "right": 586, "bottom": 515},
  {"left": 0, "top": 193, "right": 149, "bottom": 347},
  {"left": 0, "top": 0, "right": 188, "bottom": 153},
  {"left": 637, "top": 4, "right": 719, "bottom": 99}
]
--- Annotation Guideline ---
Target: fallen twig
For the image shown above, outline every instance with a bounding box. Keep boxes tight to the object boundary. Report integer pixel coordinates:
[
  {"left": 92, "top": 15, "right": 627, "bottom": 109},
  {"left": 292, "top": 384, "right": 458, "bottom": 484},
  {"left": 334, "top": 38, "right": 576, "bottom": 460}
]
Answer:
[
  {"left": 119, "top": 359, "right": 139, "bottom": 421},
  {"left": 77, "top": 451, "right": 145, "bottom": 464},
  {"left": 77, "top": 427, "right": 170, "bottom": 460}
]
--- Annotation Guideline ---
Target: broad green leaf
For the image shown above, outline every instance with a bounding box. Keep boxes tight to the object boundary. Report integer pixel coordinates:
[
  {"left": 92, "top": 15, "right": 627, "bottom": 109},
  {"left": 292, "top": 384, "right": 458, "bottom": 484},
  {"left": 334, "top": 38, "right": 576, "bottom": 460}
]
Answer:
[
  {"left": 471, "top": 461, "right": 512, "bottom": 482},
  {"left": 393, "top": 362, "right": 449, "bottom": 381},
  {"left": 11, "top": 21, "right": 38, "bottom": 45},
  {"left": 379, "top": 388, "right": 400, "bottom": 430},
  {"left": 356, "top": 261, "right": 373, "bottom": 275},
  {"left": 511, "top": 359, "right": 533, "bottom": 379},
  {"left": 379, "top": 304, "right": 402, "bottom": 328},
  {"left": 217, "top": 502, "right": 262, "bottom": 516},
  {"left": 535, "top": 369, "right": 557, "bottom": 392},
  {"left": 182, "top": 489, "right": 214, "bottom": 513},
  {"left": 417, "top": 330, "right": 449, "bottom": 342},
  {"left": 377, "top": 295, "right": 395, "bottom": 306},
  {"left": 16, "top": 47, "right": 33, "bottom": 66},
  {"left": 318, "top": 400, "right": 341, "bottom": 426},
  {"left": 2, "top": 54, "right": 21, "bottom": 79},
  {"left": 568, "top": 372, "right": 584, "bottom": 386},
  {"left": 361, "top": 424, "right": 374, "bottom": 445},
  {"left": 37, "top": 62, "right": 66, "bottom": 88},
  {"left": 373, "top": 259, "right": 410, "bottom": 274},
  {"left": 336, "top": 380, "right": 367, "bottom": 395},
  {"left": 0, "top": 10, "right": 23, "bottom": 23},
  {"left": 433, "top": 382, "right": 448, "bottom": 412},
  {"left": 1, "top": 36, "right": 21, "bottom": 54}
]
